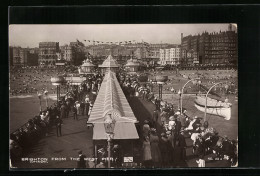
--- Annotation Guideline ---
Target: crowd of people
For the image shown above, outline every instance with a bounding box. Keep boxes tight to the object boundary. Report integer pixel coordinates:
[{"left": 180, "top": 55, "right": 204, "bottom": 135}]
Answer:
[
  {"left": 9, "top": 66, "right": 79, "bottom": 95},
  {"left": 10, "top": 70, "right": 104, "bottom": 165},
  {"left": 118, "top": 73, "right": 238, "bottom": 168},
  {"left": 10, "top": 65, "right": 238, "bottom": 168}
]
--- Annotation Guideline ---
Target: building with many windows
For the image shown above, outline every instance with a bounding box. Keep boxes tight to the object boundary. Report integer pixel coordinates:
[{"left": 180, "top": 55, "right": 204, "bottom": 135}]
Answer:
[
  {"left": 12, "top": 47, "right": 28, "bottom": 66},
  {"left": 159, "top": 46, "right": 181, "bottom": 65},
  {"left": 181, "top": 24, "right": 238, "bottom": 65},
  {"left": 38, "top": 42, "right": 59, "bottom": 66}
]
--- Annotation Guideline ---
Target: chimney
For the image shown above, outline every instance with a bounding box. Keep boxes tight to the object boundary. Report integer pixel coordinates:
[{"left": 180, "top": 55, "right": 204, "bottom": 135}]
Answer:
[{"left": 181, "top": 33, "right": 183, "bottom": 44}]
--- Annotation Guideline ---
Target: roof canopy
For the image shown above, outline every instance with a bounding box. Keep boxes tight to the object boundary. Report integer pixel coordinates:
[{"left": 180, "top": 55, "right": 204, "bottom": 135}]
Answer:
[
  {"left": 88, "top": 71, "right": 139, "bottom": 140},
  {"left": 88, "top": 71, "right": 137, "bottom": 123},
  {"left": 99, "top": 55, "right": 119, "bottom": 68},
  {"left": 82, "top": 59, "right": 95, "bottom": 67},
  {"left": 65, "top": 77, "right": 86, "bottom": 85}
]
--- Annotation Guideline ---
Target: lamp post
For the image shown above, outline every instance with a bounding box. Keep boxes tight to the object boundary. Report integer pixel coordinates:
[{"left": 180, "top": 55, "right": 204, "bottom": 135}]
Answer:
[
  {"left": 44, "top": 90, "right": 49, "bottom": 108},
  {"left": 155, "top": 76, "right": 168, "bottom": 100},
  {"left": 177, "top": 89, "right": 181, "bottom": 110},
  {"left": 51, "top": 76, "right": 66, "bottom": 103},
  {"left": 37, "top": 92, "right": 42, "bottom": 112},
  {"left": 104, "top": 113, "right": 116, "bottom": 168},
  {"left": 170, "top": 87, "right": 175, "bottom": 105},
  {"left": 204, "top": 82, "right": 224, "bottom": 122},
  {"left": 197, "top": 80, "right": 202, "bottom": 94},
  {"left": 150, "top": 79, "right": 153, "bottom": 92},
  {"left": 180, "top": 78, "right": 200, "bottom": 114}
]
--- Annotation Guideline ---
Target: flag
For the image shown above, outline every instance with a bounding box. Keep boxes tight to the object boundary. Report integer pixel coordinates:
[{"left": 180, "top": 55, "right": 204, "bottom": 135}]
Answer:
[{"left": 76, "top": 39, "right": 84, "bottom": 47}]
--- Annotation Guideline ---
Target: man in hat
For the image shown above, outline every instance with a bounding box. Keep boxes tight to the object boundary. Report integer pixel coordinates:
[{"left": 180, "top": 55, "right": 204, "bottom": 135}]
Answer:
[
  {"left": 178, "top": 129, "right": 187, "bottom": 161},
  {"left": 80, "top": 101, "right": 85, "bottom": 116},
  {"left": 55, "top": 115, "right": 62, "bottom": 137},
  {"left": 112, "top": 144, "right": 122, "bottom": 167},
  {"left": 60, "top": 103, "right": 67, "bottom": 119},
  {"left": 72, "top": 105, "right": 78, "bottom": 120},
  {"left": 174, "top": 115, "right": 182, "bottom": 136},
  {"left": 85, "top": 100, "right": 90, "bottom": 118},
  {"left": 222, "top": 135, "right": 232, "bottom": 158},
  {"left": 192, "top": 116, "right": 201, "bottom": 131},
  {"left": 160, "top": 109, "right": 168, "bottom": 128},
  {"left": 154, "top": 97, "right": 160, "bottom": 111},
  {"left": 166, "top": 130, "right": 176, "bottom": 149},
  {"left": 152, "top": 109, "right": 159, "bottom": 128},
  {"left": 77, "top": 150, "right": 87, "bottom": 168}
]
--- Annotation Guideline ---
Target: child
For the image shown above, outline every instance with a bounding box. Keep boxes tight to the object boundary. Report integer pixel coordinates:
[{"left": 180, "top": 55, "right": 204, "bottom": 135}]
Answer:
[{"left": 196, "top": 155, "right": 205, "bottom": 167}]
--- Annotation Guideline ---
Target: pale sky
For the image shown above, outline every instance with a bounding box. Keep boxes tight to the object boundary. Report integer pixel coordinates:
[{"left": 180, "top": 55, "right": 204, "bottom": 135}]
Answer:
[{"left": 9, "top": 24, "right": 236, "bottom": 48}]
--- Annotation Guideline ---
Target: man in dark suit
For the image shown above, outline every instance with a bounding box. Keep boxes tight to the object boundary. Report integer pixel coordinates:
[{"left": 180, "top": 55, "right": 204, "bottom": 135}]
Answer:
[
  {"left": 85, "top": 101, "right": 90, "bottom": 118},
  {"left": 55, "top": 116, "right": 62, "bottom": 137},
  {"left": 80, "top": 101, "right": 85, "bottom": 115},
  {"left": 152, "top": 109, "right": 159, "bottom": 128},
  {"left": 178, "top": 130, "right": 187, "bottom": 161},
  {"left": 77, "top": 150, "right": 87, "bottom": 168},
  {"left": 174, "top": 116, "right": 182, "bottom": 136},
  {"left": 155, "top": 98, "right": 160, "bottom": 111},
  {"left": 60, "top": 103, "right": 67, "bottom": 119}
]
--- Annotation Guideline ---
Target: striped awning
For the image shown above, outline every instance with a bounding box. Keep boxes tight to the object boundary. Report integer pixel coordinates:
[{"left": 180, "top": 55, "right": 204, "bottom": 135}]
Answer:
[{"left": 88, "top": 71, "right": 137, "bottom": 123}]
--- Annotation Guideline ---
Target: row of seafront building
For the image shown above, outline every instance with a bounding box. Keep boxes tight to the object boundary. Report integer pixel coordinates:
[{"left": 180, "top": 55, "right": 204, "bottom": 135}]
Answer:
[{"left": 9, "top": 24, "right": 237, "bottom": 67}]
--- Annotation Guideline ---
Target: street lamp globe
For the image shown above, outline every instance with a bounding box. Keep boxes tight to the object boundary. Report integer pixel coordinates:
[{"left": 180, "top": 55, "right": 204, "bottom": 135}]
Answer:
[
  {"left": 178, "top": 89, "right": 181, "bottom": 96},
  {"left": 104, "top": 113, "right": 116, "bottom": 135},
  {"left": 225, "top": 84, "right": 229, "bottom": 90}
]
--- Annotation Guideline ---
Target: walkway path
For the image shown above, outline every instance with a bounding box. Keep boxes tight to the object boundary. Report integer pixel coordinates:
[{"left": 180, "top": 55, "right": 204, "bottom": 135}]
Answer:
[{"left": 13, "top": 113, "right": 94, "bottom": 168}]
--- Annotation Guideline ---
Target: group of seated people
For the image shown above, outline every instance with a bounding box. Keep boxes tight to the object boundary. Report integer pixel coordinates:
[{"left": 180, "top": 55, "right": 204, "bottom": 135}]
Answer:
[
  {"left": 118, "top": 73, "right": 237, "bottom": 167},
  {"left": 160, "top": 107, "right": 238, "bottom": 167}
]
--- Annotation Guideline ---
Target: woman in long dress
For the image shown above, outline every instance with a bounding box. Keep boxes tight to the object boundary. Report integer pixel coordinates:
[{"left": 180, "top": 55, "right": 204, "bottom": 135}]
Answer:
[
  {"left": 159, "top": 133, "right": 172, "bottom": 168},
  {"left": 149, "top": 129, "right": 162, "bottom": 168},
  {"left": 142, "top": 136, "right": 152, "bottom": 168}
]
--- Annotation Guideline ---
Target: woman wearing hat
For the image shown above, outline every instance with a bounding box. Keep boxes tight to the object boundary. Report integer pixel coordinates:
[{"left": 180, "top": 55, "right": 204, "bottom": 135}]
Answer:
[
  {"left": 149, "top": 128, "right": 162, "bottom": 168},
  {"left": 143, "top": 120, "right": 150, "bottom": 138},
  {"left": 168, "top": 116, "right": 176, "bottom": 131},
  {"left": 159, "top": 133, "right": 172, "bottom": 167},
  {"left": 142, "top": 136, "right": 152, "bottom": 168}
]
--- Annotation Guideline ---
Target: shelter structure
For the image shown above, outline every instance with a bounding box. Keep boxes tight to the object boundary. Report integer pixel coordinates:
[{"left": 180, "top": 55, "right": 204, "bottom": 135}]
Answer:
[
  {"left": 124, "top": 57, "right": 140, "bottom": 74},
  {"left": 87, "top": 71, "right": 139, "bottom": 164},
  {"left": 65, "top": 76, "right": 86, "bottom": 86},
  {"left": 99, "top": 55, "right": 119, "bottom": 74},
  {"left": 78, "top": 58, "right": 95, "bottom": 75}
]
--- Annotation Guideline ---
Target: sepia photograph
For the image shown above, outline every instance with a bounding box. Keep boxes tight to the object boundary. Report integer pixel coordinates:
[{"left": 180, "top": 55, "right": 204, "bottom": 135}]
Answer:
[{"left": 9, "top": 24, "right": 238, "bottom": 169}]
